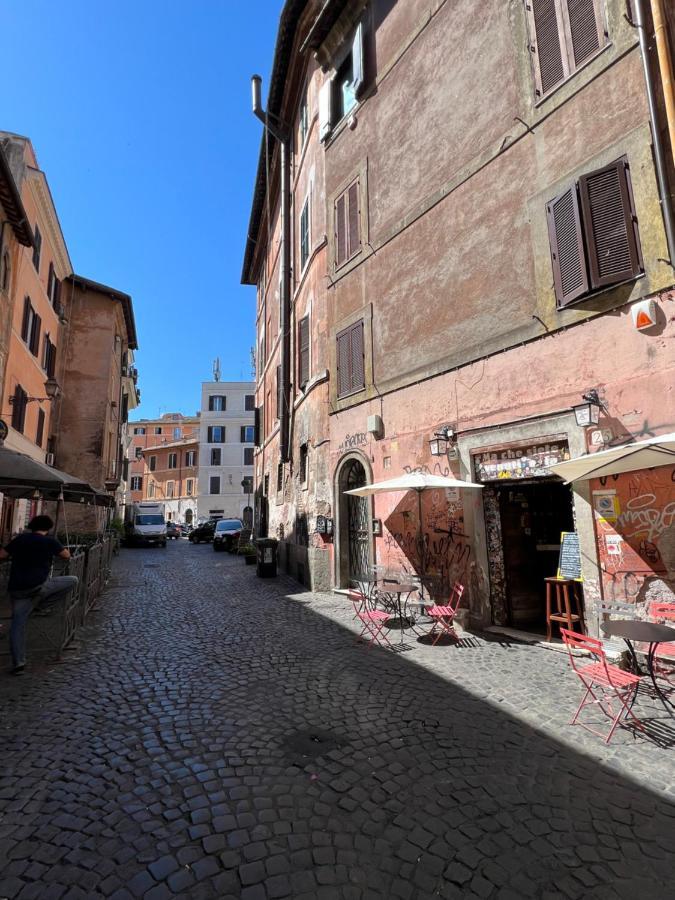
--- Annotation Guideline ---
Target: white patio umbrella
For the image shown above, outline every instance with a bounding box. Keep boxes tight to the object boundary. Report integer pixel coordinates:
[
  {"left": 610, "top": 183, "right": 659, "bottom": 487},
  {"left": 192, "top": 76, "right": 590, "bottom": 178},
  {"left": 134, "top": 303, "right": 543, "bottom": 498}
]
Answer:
[
  {"left": 345, "top": 472, "right": 483, "bottom": 592},
  {"left": 548, "top": 431, "right": 675, "bottom": 483}
]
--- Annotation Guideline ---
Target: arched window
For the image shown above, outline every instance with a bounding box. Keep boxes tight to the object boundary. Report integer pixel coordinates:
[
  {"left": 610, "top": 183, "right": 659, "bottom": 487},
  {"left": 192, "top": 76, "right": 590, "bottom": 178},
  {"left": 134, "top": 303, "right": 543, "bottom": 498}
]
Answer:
[{"left": 1, "top": 251, "right": 10, "bottom": 292}]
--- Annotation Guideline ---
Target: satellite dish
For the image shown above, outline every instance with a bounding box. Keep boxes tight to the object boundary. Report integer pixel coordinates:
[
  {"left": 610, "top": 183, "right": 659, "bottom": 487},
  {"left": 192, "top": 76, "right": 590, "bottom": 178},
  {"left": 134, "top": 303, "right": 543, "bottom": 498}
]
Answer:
[{"left": 213, "top": 358, "right": 221, "bottom": 382}]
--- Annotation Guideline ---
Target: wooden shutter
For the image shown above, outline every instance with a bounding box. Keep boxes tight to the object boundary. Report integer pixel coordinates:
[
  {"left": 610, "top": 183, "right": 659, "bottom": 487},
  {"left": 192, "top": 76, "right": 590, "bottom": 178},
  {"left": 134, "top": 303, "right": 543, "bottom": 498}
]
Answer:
[
  {"left": 276, "top": 364, "right": 283, "bottom": 419},
  {"left": 36, "top": 409, "right": 45, "bottom": 448},
  {"left": 21, "top": 297, "right": 31, "bottom": 341},
  {"left": 336, "top": 328, "right": 352, "bottom": 397},
  {"left": 352, "top": 21, "right": 364, "bottom": 96},
  {"left": 564, "top": 0, "right": 602, "bottom": 68},
  {"left": 53, "top": 277, "right": 61, "bottom": 315},
  {"left": 546, "top": 186, "right": 589, "bottom": 307},
  {"left": 347, "top": 181, "right": 360, "bottom": 257},
  {"left": 350, "top": 320, "right": 365, "bottom": 391},
  {"left": 319, "top": 81, "right": 332, "bottom": 141},
  {"left": 579, "top": 158, "right": 642, "bottom": 289},
  {"left": 207, "top": 426, "right": 213, "bottom": 442},
  {"left": 30, "top": 313, "right": 41, "bottom": 356},
  {"left": 12, "top": 385, "right": 27, "bottom": 432},
  {"left": 528, "top": 0, "right": 567, "bottom": 97},
  {"left": 254, "top": 407, "right": 261, "bottom": 446},
  {"left": 298, "top": 316, "right": 310, "bottom": 388},
  {"left": 335, "top": 193, "right": 347, "bottom": 266}
]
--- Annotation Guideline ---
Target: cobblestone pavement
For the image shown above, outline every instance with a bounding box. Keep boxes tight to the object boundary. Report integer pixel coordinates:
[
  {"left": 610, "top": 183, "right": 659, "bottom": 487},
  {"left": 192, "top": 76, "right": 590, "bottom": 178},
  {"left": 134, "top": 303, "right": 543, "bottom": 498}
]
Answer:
[{"left": 1, "top": 541, "right": 675, "bottom": 900}]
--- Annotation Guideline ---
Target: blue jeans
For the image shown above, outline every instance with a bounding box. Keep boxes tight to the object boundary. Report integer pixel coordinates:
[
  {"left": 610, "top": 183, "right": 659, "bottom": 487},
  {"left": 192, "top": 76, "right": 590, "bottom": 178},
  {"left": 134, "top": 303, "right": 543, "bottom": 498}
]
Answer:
[{"left": 9, "top": 575, "right": 79, "bottom": 667}]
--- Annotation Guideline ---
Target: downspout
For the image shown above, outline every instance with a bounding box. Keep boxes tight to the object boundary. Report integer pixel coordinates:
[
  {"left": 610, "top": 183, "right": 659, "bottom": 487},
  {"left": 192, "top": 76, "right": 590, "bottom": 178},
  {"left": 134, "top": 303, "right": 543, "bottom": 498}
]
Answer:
[
  {"left": 651, "top": 0, "right": 675, "bottom": 165},
  {"left": 635, "top": 0, "right": 675, "bottom": 266},
  {"left": 252, "top": 75, "right": 292, "bottom": 464}
]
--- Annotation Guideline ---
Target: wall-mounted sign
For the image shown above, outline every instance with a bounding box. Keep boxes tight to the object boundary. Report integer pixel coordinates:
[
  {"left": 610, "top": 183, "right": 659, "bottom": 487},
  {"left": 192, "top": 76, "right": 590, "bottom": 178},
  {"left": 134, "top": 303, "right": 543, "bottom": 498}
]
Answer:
[
  {"left": 315, "top": 515, "right": 333, "bottom": 535},
  {"left": 473, "top": 441, "right": 569, "bottom": 482},
  {"left": 372, "top": 518, "right": 382, "bottom": 536}
]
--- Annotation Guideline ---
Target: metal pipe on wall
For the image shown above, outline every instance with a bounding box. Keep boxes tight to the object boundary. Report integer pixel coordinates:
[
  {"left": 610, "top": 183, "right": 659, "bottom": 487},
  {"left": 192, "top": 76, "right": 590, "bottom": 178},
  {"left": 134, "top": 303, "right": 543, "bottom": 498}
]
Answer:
[
  {"left": 651, "top": 0, "right": 675, "bottom": 167},
  {"left": 635, "top": 0, "right": 675, "bottom": 267}
]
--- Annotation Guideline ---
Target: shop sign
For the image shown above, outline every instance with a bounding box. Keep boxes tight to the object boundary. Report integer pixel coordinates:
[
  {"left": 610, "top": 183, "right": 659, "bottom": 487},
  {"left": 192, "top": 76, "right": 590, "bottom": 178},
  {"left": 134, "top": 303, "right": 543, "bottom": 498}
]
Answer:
[{"left": 473, "top": 441, "right": 570, "bottom": 482}]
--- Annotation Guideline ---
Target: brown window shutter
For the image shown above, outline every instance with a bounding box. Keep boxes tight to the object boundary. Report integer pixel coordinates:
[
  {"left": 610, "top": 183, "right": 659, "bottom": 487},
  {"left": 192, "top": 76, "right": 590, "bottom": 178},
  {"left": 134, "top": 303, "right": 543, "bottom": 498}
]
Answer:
[
  {"left": 347, "top": 181, "right": 360, "bottom": 258},
  {"left": 350, "top": 321, "right": 365, "bottom": 391},
  {"left": 240, "top": 426, "right": 246, "bottom": 443},
  {"left": 30, "top": 313, "right": 42, "bottom": 356},
  {"left": 276, "top": 364, "right": 283, "bottom": 419},
  {"left": 528, "top": 0, "right": 567, "bottom": 97},
  {"left": 335, "top": 193, "right": 347, "bottom": 266},
  {"left": 579, "top": 158, "right": 642, "bottom": 289},
  {"left": 564, "top": 0, "right": 602, "bottom": 67},
  {"left": 299, "top": 316, "right": 310, "bottom": 387},
  {"left": 546, "top": 186, "right": 589, "bottom": 307},
  {"left": 21, "top": 297, "right": 31, "bottom": 341},
  {"left": 36, "top": 408, "right": 45, "bottom": 448},
  {"left": 336, "top": 328, "right": 352, "bottom": 397}
]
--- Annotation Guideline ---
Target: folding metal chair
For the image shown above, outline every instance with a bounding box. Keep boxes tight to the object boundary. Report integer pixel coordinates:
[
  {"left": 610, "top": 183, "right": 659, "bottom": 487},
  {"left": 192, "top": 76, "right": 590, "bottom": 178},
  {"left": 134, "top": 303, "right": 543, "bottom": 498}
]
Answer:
[
  {"left": 425, "top": 582, "right": 464, "bottom": 645},
  {"left": 349, "top": 590, "right": 392, "bottom": 650},
  {"left": 649, "top": 602, "right": 675, "bottom": 687},
  {"left": 560, "top": 628, "right": 643, "bottom": 744}
]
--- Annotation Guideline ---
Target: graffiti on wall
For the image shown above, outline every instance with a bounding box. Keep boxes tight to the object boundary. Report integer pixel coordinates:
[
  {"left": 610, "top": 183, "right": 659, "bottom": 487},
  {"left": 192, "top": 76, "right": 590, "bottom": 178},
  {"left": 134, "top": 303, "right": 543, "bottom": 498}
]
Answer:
[
  {"left": 593, "top": 465, "right": 675, "bottom": 612},
  {"left": 336, "top": 433, "right": 367, "bottom": 454}
]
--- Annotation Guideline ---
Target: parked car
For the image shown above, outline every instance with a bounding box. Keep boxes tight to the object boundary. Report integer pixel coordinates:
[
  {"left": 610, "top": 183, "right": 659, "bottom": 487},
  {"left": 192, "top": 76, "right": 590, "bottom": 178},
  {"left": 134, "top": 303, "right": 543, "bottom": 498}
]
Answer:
[
  {"left": 213, "top": 518, "right": 244, "bottom": 552},
  {"left": 179, "top": 523, "right": 192, "bottom": 536},
  {"left": 166, "top": 522, "right": 181, "bottom": 540},
  {"left": 188, "top": 522, "right": 215, "bottom": 543}
]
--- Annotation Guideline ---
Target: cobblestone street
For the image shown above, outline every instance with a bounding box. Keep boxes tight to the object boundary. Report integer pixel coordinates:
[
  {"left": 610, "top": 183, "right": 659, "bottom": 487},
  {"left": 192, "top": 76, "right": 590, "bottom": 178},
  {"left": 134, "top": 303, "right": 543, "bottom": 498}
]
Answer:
[{"left": 1, "top": 541, "right": 675, "bottom": 899}]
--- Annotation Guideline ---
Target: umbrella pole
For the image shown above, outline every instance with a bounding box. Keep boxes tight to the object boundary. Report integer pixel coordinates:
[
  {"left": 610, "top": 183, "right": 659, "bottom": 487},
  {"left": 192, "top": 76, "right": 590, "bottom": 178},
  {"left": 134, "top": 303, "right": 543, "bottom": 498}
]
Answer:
[
  {"left": 53, "top": 493, "right": 62, "bottom": 539},
  {"left": 417, "top": 489, "right": 425, "bottom": 603}
]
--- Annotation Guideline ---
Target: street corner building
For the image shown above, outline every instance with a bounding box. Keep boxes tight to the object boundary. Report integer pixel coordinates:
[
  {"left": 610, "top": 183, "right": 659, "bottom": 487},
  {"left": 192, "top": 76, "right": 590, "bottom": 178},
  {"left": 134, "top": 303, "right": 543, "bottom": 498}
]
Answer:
[
  {"left": 242, "top": 0, "right": 675, "bottom": 633},
  {"left": 0, "top": 131, "right": 140, "bottom": 539}
]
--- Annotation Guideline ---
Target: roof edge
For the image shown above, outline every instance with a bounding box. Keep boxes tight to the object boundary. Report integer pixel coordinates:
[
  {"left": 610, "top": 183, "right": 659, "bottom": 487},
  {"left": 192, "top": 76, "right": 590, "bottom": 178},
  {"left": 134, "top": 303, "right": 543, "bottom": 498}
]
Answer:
[{"left": 68, "top": 273, "right": 139, "bottom": 350}]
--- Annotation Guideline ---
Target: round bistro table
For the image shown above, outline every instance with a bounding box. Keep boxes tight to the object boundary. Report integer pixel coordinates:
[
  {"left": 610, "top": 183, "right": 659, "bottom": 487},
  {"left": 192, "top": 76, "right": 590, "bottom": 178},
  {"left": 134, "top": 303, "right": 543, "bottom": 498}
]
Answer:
[
  {"left": 374, "top": 583, "right": 419, "bottom": 644},
  {"left": 602, "top": 619, "right": 675, "bottom": 714}
]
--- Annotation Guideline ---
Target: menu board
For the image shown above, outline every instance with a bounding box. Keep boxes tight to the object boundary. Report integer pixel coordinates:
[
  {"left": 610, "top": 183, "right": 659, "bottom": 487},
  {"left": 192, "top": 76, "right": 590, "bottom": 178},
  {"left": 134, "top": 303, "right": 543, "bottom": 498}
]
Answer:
[{"left": 557, "top": 531, "right": 582, "bottom": 581}]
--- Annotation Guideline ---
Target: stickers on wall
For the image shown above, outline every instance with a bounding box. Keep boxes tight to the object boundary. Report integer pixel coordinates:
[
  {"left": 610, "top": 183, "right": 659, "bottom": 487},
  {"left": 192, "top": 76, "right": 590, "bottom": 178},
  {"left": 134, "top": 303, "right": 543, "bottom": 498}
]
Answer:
[{"left": 605, "top": 534, "right": 623, "bottom": 556}]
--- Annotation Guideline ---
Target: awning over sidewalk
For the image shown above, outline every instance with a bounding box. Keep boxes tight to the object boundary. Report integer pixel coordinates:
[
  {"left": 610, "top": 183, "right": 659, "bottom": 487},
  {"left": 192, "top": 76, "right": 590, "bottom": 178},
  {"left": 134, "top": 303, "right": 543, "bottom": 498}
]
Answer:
[
  {"left": 0, "top": 445, "right": 115, "bottom": 506},
  {"left": 548, "top": 432, "right": 675, "bottom": 483}
]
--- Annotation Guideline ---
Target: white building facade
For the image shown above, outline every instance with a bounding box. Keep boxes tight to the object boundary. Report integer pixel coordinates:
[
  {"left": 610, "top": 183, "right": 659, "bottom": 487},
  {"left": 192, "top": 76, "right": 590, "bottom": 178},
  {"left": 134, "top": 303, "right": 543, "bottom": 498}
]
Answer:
[{"left": 197, "top": 380, "right": 255, "bottom": 524}]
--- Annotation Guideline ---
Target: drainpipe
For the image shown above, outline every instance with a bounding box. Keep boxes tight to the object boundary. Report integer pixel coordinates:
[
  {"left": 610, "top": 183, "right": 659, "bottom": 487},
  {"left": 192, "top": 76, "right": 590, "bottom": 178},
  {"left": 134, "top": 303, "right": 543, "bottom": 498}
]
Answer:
[
  {"left": 635, "top": 0, "right": 675, "bottom": 267},
  {"left": 651, "top": 0, "right": 675, "bottom": 166},
  {"left": 251, "top": 75, "right": 291, "bottom": 463}
]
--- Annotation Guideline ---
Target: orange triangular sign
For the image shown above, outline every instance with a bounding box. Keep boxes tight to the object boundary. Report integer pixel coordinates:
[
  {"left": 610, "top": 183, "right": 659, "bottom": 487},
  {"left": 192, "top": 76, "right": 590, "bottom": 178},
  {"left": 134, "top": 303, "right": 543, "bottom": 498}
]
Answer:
[{"left": 635, "top": 309, "right": 653, "bottom": 328}]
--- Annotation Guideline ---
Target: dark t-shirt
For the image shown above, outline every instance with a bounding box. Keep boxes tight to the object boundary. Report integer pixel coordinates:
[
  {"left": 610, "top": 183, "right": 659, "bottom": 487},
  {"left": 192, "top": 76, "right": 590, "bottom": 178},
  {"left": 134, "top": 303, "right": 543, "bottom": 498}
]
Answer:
[{"left": 5, "top": 533, "right": 65, "bottom": 591}]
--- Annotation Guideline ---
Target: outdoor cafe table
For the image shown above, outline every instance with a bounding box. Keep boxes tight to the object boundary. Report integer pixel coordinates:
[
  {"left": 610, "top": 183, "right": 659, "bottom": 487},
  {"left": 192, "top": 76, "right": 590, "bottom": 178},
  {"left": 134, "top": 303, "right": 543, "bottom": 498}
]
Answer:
[
  {"left": 374, "top": 582, "right": 419, "bottom": 644},
  {"left": 602, "top": 619, "right": 675, "bottom": 714}
]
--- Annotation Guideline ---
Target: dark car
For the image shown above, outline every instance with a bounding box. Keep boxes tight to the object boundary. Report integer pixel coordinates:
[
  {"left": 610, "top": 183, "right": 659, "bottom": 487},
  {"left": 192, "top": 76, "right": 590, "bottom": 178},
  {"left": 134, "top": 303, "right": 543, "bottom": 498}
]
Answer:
[
  {"left": 213, "top": 518, "right": 244, "bottom": 552},
  {"left": 188, "top": 522, "right": 215, "bottom": 544},
  {"left": 166, "top": 522, "right": 181, "bottom": 540}
]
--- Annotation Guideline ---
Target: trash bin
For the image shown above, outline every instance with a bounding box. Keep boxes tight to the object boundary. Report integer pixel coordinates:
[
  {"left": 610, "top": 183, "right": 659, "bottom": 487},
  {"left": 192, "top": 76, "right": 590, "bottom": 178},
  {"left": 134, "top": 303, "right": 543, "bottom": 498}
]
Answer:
[{"left": 255, "top": 538, "right": 278, "bottom": 578}]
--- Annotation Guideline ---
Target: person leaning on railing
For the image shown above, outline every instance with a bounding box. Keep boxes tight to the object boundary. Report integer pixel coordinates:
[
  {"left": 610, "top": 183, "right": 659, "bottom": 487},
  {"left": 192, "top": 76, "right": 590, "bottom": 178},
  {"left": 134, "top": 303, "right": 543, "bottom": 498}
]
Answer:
[{"left": 0, "top": 515, "right": 78, "bottom": 675}]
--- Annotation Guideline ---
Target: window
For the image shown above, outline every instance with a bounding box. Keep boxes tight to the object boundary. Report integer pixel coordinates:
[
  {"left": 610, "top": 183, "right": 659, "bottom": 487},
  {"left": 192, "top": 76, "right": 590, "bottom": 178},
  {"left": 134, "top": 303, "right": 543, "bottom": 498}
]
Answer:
[
  {"left": 168, "top": 453, "right": 177, "bottom": 469},
  {"left": 185, "top": 478, "right": 193, "bottom": 496},
  {"left": 298, "top": 315, "right": 310, "bottom": 389},
  {"left": 185, "top": 450, "right": 195, "bottom": 466},
  {"left": 1, "top": 250, "right": 10, "bottom": 292},
  {"left": 210, "top": 447, "right": 222, "bottom": 465},
  {"left": 240, "top": 425, "right": 255, "bottom": 443},
  {"left": 131, "top": 475, "right": 143, "bottom": 491},
  {"left": 36, "top": 408, "right": 45, "bottom": 448},
  {"left": 173, "top": 427, "right": 181, "bottom": 440},
  {"left": 319, "top": 22, "right": 364, "bottom": 139},
  {"left": 209, "top": 476, "right": 221, "bottom": 495},
  {"left": 299, "top": 88, "right": 309, "bottom": 149},
  {"left": 336, "top": 319, "right": 365, "bottom": 398},
  {"left": 299, "top": 196, "right": 310, "bottom": 271},
  {"left": 148, "top": 480, "right": 155, "bottom": 498},
  {"left": 264, "top": 473, "right": 269, "bottom": 496},
  {"left": 21, "top": 297, "right": 41, "bottom": 356},
  {"left": 11, "top": 384, "right": 27, "bottom": 433},
  {"left": 133, "top": 426, "right": 146, "bottom": 435},
  {"left": 167, "top": 481, "right": 175, "bottom": 498},
  {"left": 276, "top": 365, "right": 282, "bottom": 421},
  {"left": 299, "top": 442, "right": 308, "bottom": 486},
  {"left": 547, "top": 157, "right": 642, "bottom": 308},
  {"left": 32, "top": 224, "right": 42, "bottom": 271},
  {"left": 242, "top": 476, "right": 253, "bottom": 495},
  {"left": 149, "top": 455, "right": 157, "bottom": 472},
  {"left": 135, "top": 447, "right": 143, "bottom": 460},
  {"left": 277, "top": 462, "right": 284, "bottom": 493},
  {"left": 47, "top": 263, "right": 60, "bottom": 310},
  {"left": 42, "top": 334, "right": 56, "bottom": 377},
  {"left": 154, "top": 426, "right": 162, "bottom": 435},
  {"left": 244, "top": 447, "right": 254, "bottom": 466},
  {"left": 259, "top": 323, "right": 266, "bottom": 372},
  {"left": 526, "top": 0, "right": 607, "bottom": 99},
  {"left": 208, "top": 425, "right": 225, "bottom": 443},
  {"left": 245, "top": 394, "right": 255, "bottom": 411},
  {"left": 208, "top": 395, "right": 226, "bottom": 411},
  {"left": 334, "top": 179, "right": 361, "bottom": 268}
]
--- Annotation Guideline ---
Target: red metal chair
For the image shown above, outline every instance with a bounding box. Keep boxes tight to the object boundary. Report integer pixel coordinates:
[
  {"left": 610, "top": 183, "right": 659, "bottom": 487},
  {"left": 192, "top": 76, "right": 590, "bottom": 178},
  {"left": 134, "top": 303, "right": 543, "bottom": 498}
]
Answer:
[
  {"left": 560, "top": 628, "right": 643, "bottom": 744},
  {"left": 648, "top": 602, "right": 675, "bottom": 687},
  {"left": 425, "top": 583, "right": 464, "bottom": 645},
  {"left": 349, "top": 590, "right": 392, "bottom": 650}
]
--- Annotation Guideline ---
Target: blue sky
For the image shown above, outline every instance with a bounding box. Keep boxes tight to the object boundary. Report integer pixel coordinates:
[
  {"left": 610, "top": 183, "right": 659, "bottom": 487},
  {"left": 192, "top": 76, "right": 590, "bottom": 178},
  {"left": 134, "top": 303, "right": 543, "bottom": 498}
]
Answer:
[{"left": 1, "top": 1, "right": 281, "bottom": 419}]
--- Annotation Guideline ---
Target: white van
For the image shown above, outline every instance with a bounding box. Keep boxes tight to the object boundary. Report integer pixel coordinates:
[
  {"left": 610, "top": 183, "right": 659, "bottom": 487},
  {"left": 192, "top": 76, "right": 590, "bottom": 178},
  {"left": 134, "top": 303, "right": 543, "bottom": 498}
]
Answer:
[{"left": 125, "top": 502, "right": 167, "bottom": 547}]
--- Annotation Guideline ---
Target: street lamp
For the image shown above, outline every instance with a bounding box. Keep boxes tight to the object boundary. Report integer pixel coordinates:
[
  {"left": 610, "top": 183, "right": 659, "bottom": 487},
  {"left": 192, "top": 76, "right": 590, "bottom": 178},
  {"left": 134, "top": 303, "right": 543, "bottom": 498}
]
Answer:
[
  {"left": 9, "top": 376, "right": 60, "bottom": 405},
  {"left": 429, "top": 425, "right": 455, "bottom": 456},
  {"left": 572, "top": 390, "right": 602, "bottom": 427}
]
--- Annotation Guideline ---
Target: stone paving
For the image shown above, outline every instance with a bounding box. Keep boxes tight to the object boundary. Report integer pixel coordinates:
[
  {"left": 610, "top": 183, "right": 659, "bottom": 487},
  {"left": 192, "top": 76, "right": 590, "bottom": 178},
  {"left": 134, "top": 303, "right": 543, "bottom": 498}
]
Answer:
[{"left": 1, "top": 541, "right": 675, "bottom": 900}]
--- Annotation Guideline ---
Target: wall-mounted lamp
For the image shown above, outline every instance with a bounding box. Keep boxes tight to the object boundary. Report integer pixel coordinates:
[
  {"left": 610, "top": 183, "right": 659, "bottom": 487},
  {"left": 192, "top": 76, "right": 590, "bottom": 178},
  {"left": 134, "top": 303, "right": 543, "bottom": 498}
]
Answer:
[
  {"left": 572, "top": 389, "right": 602, "bottom": 427},
  {"left": 9, "top": 377, "right": 60, "bottom": 405},
  {"left": 429, "top": 425, "right": 455, "bottom": 456}
]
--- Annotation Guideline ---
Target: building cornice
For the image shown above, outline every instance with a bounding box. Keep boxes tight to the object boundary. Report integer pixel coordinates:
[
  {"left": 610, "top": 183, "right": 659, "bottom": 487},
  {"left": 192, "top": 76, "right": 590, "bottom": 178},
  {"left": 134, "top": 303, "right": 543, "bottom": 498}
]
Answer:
[{"left": 26, "top": 167, "right": 72, "bottom": 277}]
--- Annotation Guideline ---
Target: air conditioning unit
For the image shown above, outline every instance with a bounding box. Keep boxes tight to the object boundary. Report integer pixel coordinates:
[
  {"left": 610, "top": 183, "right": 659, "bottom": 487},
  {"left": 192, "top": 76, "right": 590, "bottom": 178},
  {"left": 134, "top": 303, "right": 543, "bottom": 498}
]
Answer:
[{"left": 46, "top": 452, "right": 55, "bottom": 466}]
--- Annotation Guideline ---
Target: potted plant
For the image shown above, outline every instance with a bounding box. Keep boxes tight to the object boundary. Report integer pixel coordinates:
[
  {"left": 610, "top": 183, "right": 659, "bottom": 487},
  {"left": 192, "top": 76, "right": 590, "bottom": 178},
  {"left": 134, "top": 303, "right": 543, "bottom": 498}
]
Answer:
[{"left": 240, "top": 542, "right": 257, "bottom": 565}]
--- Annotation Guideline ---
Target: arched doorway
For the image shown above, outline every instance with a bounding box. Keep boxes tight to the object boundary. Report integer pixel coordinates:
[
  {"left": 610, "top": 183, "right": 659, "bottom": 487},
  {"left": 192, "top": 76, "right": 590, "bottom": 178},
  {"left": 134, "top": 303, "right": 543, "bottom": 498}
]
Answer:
[
  {"left": 242, "top": 505, "right": 253, "bottom": 528},
  {"left": 185, "top": 508, "right": 193, "bottom": 525},
  {"left": 335, "top": 455, "right": 372, "bottom": 588}
]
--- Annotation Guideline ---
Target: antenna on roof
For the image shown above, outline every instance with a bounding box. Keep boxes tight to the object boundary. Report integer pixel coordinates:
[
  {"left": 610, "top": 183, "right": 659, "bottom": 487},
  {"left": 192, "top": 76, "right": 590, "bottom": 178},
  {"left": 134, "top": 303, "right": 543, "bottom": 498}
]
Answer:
[{"left": 213, "top": 357, "right": 221, "bottom": 382}]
